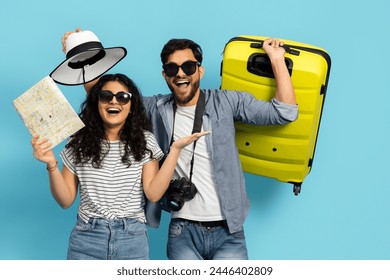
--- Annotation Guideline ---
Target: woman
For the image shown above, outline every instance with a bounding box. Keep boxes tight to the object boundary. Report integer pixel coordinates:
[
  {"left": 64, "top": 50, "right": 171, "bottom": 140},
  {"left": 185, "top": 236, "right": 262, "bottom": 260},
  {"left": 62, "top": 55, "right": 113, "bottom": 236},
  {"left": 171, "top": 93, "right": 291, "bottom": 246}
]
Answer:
[{"left": 31, "top": 73, "right": 207, "bottom": 259}]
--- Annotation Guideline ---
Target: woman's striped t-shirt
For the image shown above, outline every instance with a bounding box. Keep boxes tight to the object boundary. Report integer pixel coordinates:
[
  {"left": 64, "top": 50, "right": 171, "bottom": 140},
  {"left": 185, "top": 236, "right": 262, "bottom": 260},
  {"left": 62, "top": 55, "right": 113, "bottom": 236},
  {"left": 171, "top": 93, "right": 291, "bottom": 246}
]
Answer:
[{"left": 60, "top": 131, "right": 163, "bottom": 224}]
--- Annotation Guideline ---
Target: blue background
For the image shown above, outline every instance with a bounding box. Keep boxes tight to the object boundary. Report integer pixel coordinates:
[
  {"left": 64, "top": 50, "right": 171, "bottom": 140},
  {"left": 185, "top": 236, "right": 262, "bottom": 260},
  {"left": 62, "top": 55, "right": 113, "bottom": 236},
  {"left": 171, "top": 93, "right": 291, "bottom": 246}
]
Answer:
[{"left": 0, "top": 0, "right": 389, "bottom": 260}]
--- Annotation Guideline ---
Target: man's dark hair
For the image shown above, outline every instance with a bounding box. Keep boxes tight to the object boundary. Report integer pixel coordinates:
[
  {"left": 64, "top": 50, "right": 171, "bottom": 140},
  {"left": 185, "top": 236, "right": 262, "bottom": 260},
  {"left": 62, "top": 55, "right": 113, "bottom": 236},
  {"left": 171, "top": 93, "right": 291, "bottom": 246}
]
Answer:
[{"left": 160, "top": 39, "right": 203, "bottom": 64}]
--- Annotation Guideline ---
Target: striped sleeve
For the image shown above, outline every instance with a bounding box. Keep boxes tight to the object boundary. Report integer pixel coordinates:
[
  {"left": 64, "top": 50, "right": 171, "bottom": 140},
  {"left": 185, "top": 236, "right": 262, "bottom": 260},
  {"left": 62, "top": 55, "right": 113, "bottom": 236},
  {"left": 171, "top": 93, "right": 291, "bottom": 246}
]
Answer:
[
  {"left": 60, "top": 145, "right": 76, "bottom": 175},
  {"left": 142, "top": 131, "right": 163, "bottom": 165}
]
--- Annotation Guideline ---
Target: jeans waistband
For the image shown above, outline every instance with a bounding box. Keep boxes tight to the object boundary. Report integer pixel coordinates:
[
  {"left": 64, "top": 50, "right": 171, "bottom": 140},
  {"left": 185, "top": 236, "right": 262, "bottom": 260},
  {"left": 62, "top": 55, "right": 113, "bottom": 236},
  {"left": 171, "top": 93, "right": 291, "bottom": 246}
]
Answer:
[
  {"left": 174, "top": 218, "right": 227, "bottom": 228},
  {"left": 78, "top": 215, "right": 139, "bottom": 230}
]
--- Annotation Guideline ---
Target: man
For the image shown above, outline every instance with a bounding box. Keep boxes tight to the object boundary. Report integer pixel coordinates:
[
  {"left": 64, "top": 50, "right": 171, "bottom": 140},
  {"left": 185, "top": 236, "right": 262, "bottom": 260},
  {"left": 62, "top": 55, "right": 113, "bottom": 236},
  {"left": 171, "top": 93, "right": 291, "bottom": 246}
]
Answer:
[
  {"left": 142, "top": 38, "right": 297, "bottom": 260},
  {"left": 62, "top": 30, "right": 298, "bottom": 260}
]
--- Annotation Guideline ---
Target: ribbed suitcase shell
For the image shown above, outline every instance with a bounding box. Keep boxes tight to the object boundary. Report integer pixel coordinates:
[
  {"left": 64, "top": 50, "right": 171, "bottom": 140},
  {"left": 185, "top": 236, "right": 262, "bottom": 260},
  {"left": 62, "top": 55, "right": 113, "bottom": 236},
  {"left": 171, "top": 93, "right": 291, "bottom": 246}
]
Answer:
[{"left": 220, "top": 35, "right": 331, "bottom": 195}]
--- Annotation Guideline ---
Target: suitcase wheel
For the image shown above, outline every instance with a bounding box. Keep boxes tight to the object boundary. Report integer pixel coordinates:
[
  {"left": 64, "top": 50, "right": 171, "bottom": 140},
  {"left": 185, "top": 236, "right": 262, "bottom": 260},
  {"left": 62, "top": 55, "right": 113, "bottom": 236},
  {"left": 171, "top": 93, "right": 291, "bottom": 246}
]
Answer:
[{"left": 293, "top": 183, "right": 302, "bottom": 196}]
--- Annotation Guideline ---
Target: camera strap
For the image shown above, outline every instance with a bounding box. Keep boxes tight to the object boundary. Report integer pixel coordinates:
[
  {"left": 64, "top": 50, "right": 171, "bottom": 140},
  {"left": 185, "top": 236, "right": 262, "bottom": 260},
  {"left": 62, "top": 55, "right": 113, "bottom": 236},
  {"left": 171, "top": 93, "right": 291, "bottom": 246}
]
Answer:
[{"left": 171, "top": 90, "right": 206, "bottom": 183}]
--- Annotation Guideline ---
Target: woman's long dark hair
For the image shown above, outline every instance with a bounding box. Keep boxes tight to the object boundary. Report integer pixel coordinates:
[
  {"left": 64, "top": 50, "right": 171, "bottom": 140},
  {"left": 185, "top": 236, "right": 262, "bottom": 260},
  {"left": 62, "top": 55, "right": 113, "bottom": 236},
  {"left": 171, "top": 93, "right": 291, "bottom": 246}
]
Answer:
[{"left": 65, "top": 73, "right": 152, "bottom": 168}]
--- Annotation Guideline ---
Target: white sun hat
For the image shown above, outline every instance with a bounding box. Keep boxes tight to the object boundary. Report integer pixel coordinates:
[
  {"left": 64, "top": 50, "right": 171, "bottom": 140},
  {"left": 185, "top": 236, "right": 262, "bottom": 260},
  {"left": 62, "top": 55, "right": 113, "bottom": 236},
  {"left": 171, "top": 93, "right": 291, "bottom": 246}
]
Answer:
[{"left": 50, "top": 30, "right": 127, "bottom": 85}]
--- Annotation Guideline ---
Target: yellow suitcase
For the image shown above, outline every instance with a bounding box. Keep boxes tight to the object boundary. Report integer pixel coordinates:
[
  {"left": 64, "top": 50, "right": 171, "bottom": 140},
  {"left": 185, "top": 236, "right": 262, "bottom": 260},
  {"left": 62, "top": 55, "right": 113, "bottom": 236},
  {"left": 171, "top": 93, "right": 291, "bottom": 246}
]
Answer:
[{"left": 220, "top": 36, "right": 331, "bottom": 195}]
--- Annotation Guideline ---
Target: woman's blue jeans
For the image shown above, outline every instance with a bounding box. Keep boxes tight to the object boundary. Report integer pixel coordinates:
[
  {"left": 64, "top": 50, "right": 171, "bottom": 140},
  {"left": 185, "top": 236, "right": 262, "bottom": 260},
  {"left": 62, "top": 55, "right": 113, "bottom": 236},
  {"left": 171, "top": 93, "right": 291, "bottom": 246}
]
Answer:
[{"left": 67, "top": 216, "right": 149, "bottom": 260}]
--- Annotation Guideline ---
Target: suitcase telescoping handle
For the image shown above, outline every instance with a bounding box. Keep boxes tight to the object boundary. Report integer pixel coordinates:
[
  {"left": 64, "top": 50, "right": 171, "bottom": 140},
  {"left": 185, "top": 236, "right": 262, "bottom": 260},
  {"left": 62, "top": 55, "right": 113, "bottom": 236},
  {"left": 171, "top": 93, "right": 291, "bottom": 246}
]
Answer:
[{"left": 250, "top": 42, "right": 300, "bottom": 56}]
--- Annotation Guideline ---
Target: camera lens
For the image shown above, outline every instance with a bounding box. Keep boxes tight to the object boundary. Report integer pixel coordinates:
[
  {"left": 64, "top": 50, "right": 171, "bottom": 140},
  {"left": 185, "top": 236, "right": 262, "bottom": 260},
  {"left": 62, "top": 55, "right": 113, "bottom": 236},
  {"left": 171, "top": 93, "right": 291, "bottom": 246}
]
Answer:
[
  {"left": 168, "top": 198, "right": 184, "bottom": 212},
  {"left": 166, "top": 178, "right": 197, "bottom": 211}
]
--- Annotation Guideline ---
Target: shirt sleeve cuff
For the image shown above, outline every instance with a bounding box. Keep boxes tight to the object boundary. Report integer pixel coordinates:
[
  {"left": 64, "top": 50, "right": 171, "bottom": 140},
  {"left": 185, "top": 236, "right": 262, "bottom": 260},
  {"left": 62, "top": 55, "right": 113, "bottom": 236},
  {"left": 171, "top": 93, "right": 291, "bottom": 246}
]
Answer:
[{"left": 272, "top": 98, "right": 298, "bottom": 121}]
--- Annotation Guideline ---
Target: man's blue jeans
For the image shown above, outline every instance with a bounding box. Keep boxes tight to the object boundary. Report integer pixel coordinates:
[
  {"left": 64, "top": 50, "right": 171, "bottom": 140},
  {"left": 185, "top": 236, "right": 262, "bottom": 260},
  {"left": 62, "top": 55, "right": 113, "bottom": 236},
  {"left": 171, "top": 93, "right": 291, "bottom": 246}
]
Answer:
[
  {"left": 67, "top": 216, "right": 149, "bottom": 260},
  {"left": 167, "top": 218, "right": 248, "bottom": 260}
]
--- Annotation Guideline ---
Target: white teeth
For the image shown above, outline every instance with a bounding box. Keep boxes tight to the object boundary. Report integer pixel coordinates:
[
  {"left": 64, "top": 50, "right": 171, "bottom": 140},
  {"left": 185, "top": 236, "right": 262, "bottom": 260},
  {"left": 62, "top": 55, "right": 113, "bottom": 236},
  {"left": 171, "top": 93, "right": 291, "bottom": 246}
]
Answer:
[
  {"left": 176, "top": 80, "right": 190, "bottom": 86},
  {"left": 107, "top": 108, "right": 121, "bottom": 114}
]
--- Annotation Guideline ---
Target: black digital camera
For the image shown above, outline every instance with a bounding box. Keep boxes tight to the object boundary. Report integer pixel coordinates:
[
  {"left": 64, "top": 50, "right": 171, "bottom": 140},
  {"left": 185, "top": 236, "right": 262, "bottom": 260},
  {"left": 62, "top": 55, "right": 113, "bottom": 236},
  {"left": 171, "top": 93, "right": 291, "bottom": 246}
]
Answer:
[{"left": 166, "top": 177, "right": 197, "bottom": 211}]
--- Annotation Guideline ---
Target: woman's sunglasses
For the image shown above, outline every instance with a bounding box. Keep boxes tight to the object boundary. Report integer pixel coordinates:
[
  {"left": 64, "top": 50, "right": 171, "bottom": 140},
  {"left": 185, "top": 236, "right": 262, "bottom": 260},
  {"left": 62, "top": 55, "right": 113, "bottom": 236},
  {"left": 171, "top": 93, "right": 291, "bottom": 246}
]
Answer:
[
  {"left": 99, "top": 90, "right": 132, "bottom": 105},
  {"left": 163, "top": 61, "right": 200, "bottom": 77}
]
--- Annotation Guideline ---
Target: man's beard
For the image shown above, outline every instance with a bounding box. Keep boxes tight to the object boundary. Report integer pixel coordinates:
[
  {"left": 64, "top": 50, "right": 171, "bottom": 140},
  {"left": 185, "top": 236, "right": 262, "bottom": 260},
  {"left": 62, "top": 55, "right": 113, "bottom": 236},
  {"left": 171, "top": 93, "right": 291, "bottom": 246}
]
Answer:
[{"left": 168, "top": 80, "right": 200, "bottom": 106}]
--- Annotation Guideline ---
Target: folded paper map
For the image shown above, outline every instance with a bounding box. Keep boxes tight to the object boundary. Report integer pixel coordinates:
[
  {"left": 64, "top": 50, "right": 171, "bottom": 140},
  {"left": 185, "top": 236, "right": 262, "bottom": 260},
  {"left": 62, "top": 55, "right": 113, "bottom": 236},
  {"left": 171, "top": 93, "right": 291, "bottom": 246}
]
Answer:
[{"left": 13, "top": 76, "right": 85, "bottom": 148}]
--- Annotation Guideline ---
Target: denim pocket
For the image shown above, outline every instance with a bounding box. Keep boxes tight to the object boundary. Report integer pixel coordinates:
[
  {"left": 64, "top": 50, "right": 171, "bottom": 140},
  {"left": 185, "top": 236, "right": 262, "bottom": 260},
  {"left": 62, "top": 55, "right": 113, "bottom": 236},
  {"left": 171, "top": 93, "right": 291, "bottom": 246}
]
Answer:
[
  {"left": 168, "top": 220, "right": 186, "bottom": 238},
  {"left": 124, "top": 219, "right": 146, "bottom": 236},
  {"left": 74, "top": 219, "right": 92, "bottom": 231}
]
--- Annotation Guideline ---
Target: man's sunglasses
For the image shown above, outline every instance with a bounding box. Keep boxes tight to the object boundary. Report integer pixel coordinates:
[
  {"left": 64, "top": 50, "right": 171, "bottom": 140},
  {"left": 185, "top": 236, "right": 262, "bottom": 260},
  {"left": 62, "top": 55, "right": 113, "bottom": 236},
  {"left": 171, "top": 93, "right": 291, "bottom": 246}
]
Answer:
[
  {"left": 99, "top": 90, "right": 132, "bottom": 105},
  {"left": 163, "top": 61, "right": 200, "bottom": 77}
]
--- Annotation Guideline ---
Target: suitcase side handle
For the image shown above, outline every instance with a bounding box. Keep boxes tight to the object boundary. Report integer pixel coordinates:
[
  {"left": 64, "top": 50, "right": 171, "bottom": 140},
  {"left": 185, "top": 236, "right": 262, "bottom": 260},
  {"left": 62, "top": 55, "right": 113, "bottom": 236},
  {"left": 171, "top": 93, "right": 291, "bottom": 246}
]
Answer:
[{"left": 250, "top": 42, "right": 301, "bottom": 56}]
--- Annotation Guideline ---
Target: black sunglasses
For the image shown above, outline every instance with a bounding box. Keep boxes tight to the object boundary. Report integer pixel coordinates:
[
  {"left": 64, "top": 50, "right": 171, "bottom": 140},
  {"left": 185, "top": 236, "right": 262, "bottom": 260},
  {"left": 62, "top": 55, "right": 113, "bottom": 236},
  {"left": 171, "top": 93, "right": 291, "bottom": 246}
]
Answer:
[
  {"left": 163, "top": 61, "right": 200, "bottom": 77},
  {"left": 99, "top": 90, "right": 132, "bottom": 105}
]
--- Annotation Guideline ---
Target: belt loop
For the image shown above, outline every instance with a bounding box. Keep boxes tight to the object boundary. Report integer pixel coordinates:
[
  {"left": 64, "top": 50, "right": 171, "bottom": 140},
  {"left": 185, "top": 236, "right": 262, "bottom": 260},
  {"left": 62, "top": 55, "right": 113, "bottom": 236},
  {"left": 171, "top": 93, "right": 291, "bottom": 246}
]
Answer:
[
  {"left": 123, "top": 218, "right": 128, "bottom": 231},
  {"left": 91, "top": 218, "right": 97, "bottom": 229}
]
